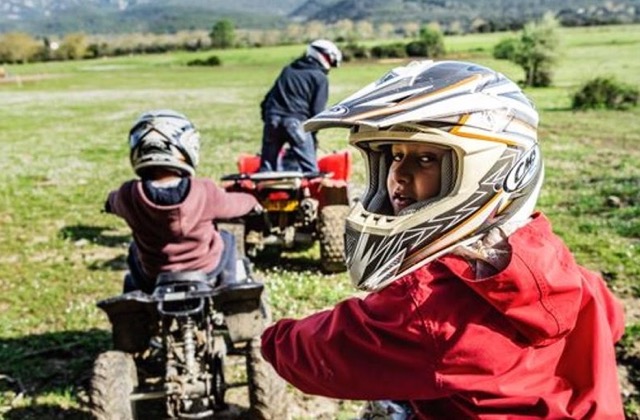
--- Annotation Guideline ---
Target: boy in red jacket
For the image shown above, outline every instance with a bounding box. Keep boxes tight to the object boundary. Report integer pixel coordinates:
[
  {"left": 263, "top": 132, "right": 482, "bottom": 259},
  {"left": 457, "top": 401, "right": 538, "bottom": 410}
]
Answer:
[
  {"left": 261, "top": 61, "right": 625, "bottom": 419},
  {"left": 106, "top": 109, "right": 259, "bottom": 293}
]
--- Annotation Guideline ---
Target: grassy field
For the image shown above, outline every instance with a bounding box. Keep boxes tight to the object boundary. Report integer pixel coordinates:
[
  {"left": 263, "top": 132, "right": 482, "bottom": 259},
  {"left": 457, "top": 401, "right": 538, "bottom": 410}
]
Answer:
[{"left": 1, "top": 24, "right": 639, "bottom": 418}]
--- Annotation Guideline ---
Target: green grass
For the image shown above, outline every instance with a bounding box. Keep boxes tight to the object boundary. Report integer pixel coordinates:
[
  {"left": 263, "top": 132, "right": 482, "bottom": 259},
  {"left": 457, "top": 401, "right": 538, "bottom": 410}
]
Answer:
[{"left": 1, "top": 24, "right": 639, "bottom": 418}]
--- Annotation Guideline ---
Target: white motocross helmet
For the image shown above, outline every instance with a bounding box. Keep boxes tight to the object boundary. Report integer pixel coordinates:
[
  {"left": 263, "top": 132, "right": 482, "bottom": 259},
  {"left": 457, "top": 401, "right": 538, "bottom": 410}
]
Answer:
[
  {"left": 305, "top": 60, "right": 544, "bottom": 291},
  {"left": 306, "top": 39, "right": 343, "bottom": 70},
  {"left": 129, "top": 109, "right": 200, "bottom": 177}
]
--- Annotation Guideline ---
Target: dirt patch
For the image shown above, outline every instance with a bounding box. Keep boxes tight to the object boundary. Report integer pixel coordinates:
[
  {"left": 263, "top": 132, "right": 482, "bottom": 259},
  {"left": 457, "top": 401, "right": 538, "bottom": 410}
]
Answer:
[{"left": 0, "top": 74, "right": 58, "bottom": 85}]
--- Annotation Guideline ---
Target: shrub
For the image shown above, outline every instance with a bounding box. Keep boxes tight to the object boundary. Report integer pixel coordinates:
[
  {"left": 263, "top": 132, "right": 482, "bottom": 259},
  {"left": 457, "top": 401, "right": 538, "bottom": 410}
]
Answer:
[
  {"left": 186, "top": 55, "right": 222, "bottom": 67},
  {"left": 493, "top": 37, "right": 518, "bottom": 60},
  {"left": 405, "top": 41, "right": 428, "bottom": 57},
  {"left": 417, "top": 26, "right": 445, "bottom": 57},
  {"left": 572, "top": 76, "right": 639, "bottom": 110},
  {"left": 370, "top": 43, "right": 407, "bottom": 59},
  {"left": 341, "top": 42, "right": 369, "bottom": 62}
]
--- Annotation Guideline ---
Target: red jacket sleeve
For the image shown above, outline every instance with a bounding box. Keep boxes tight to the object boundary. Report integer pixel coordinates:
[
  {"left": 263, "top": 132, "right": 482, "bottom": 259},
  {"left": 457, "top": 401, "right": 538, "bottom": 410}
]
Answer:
[
  {"left": 260, "top": 277, "right": 441, "bottom": 400},
  {"left": 201, "top": 178, "right": 258, "bottom": 220},
  {"left": 106, "top": 181, "right": 134, "bottom": 219}
]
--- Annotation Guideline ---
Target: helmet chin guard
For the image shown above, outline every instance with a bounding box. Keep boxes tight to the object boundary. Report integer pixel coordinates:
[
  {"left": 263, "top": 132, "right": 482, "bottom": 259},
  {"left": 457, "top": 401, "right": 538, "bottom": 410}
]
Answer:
[{"left": 305, "top": 60, "right": 543, "bottom": 291}]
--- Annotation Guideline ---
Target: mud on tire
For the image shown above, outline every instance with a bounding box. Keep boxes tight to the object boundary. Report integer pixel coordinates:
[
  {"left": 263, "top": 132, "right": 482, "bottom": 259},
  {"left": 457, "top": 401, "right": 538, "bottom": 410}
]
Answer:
[
  {"left": 89, "top": 350, "right": 138, "bottom": 420},
  {"left": 245, "top": 337, "right": 288, "bottom": 419},
  {"left": 318, "top": 205, "right": 349, "bottom": 273}
]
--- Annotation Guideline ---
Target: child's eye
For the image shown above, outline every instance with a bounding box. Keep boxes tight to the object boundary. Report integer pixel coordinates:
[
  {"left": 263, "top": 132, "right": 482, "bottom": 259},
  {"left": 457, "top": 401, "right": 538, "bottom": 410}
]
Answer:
[
  {"left": 391, "top": 153, "right": 403, "bottom": 162},
  {"left": 419, "top": 154, "right": 436, "bottom": 164}
]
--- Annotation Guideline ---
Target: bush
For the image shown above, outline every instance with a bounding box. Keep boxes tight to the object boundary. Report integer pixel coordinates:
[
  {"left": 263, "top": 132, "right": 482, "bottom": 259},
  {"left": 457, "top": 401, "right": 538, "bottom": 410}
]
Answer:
[
  {"left": 186, "top": 55, "right": 222, "bottom": 67},
  {"left": 405, "top": 41, "right": 428, "bottom": 57},
  {"left": 370, "top": 43, "right": 407, "bottom": 59},
  {"left": 341, "top": 42, "right": 369, "bottom": 62},
  {"left": 417, "top": 26, "right": 445, "bottom": 58},
  {"left": 493, "top": 37, "right": 518, "bottom": 60},
  {"left": 572, "top": 76, "right": 639, "bottom": 110}
]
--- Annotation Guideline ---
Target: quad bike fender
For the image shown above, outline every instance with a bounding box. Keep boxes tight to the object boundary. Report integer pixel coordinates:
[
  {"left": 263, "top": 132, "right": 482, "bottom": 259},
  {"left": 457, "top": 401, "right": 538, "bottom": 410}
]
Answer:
[
  {"left": 316, "top": 178, "right": 349, "bottom": 208},
  {"left": 214, "top": 282, "right": 266, "bottom": 343},
  {"left": 318, "top": 149, "right": 351, "bottom": 182},
  {"left": 97, "top": 291, "right": 159, "bottom": 353}
]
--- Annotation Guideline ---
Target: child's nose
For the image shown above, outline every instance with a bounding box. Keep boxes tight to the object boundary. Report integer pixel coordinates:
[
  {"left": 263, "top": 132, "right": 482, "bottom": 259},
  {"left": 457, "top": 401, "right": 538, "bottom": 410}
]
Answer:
[{"left": 392, "top": 159, "right": 413, "bottom": 182}]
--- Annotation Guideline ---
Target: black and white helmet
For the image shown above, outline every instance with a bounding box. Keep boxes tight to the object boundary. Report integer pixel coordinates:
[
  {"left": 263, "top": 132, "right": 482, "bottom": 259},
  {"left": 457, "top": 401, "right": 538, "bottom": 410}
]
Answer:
[
  {"left": 305, "top": 60, "right": 544, "bottom": 291},
  {"left": 129, "top": 109, "right": 200, "bottom": 177},
  {"left": 306, "top": 39, "right": 342, "bottom": 70}
]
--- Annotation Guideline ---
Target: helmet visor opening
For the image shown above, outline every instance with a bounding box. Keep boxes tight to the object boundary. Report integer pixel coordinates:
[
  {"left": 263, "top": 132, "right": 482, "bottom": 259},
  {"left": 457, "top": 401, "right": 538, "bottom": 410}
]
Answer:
[{"left": 360, "top": 140, "right": 456, "bottom": 216}]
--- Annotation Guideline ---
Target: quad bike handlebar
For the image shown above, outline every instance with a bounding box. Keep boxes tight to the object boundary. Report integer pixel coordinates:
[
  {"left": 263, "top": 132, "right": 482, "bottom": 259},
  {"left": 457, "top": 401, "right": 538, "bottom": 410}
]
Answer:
[{"left": 220, "top": 170, "right": 330, "bottom": 182}]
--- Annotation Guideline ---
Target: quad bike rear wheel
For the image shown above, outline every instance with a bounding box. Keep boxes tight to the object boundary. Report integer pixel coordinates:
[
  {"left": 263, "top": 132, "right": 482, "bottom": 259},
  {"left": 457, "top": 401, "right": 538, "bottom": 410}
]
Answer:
[
  {"left": 246, "top": 337, "right": 288, "bottom": 419},
  {"left": 318, "top": 205, "right": 349, "bottom": 273},
  {"left": 89, "top": 350, "right": 138, "bottom": 420}
]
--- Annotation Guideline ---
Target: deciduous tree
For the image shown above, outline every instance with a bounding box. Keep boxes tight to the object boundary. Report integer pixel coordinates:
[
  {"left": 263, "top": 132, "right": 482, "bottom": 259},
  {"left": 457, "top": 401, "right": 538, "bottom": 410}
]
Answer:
[
  {"left": 512, "top": 13, "right": 560, "bottom": 87},
  {"left": 0, "top": 32, "right": 40, "bottom": 64},
  {"left": 210, "top": 19, "right": 236, "bottom": 49}
]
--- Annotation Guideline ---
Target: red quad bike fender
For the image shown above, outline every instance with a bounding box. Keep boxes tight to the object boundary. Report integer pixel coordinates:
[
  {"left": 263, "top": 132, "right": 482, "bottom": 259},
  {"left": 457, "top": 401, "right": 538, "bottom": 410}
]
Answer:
[{"left": 228, "top": 149, "right": 352, "bottom": 207}]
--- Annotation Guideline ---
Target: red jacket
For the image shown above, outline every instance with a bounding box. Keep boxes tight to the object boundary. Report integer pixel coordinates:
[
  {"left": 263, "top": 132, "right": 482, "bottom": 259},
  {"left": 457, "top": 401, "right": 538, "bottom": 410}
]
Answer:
[
  {"left": 261, "top": 214, "right": 625, "bottom": 419},
  {"left": 107, "top": 177, "right": 257, "bottom": 279}
]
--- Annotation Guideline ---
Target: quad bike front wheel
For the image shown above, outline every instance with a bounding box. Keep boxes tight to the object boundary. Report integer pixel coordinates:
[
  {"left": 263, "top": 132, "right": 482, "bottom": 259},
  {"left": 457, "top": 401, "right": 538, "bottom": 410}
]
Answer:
[
  {"left": 318, "top": 205, "right": 350, "bottom": 273},
  {"left": 246, "top": 337, "right": 288, "bottom": 419},
  {"left": 89, "top": 350, "right": 138, "bottom": 420}
]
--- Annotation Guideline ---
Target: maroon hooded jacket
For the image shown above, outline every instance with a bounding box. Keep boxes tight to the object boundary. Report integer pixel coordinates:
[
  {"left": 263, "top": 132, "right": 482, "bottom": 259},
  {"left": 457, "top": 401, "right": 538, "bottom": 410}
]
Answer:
[
  {"left": 107, "top": 177, "right": 257, "bottom": 280},
  {"left": 261, "top": 213, "right": 625, "bottom": 419}
]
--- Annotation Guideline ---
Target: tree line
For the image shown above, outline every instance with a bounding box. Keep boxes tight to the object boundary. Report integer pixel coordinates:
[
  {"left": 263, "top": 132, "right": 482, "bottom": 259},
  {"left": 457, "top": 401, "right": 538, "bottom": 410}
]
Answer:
[
  {"left": 0, "top": 8, "right": 636, "bottom": 66},
  {"left": 1, "top": 13, "right": 638, "bottom": 110}
]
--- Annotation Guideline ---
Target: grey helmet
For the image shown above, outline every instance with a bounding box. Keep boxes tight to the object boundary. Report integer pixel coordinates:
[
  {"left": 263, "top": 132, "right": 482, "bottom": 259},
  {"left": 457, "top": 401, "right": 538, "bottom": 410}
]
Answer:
[
  {"left": 129, "top": 109, "right": 200, "bottom": 177},
  {"left": 305, "top": 60, "right": 544, "bottom": 291},
  {"left": 306, "top": 39, "right": 343, "bottom": 70}
]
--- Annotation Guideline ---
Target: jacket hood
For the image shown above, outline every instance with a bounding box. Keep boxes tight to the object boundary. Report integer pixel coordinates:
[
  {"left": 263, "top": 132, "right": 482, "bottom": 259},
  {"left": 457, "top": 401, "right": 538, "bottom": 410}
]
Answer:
[
  {"left": 439, "top": 213, "right": 584, "bottom": 346},
  {"left": 292, "top": 56, "right": 328, "bottom": 73}
]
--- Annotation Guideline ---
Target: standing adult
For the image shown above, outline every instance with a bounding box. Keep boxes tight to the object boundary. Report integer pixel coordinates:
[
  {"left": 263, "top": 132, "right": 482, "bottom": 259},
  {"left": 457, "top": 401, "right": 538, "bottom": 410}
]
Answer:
[{"left": 259, "top": 39, "right": 342, "bottom": 173}]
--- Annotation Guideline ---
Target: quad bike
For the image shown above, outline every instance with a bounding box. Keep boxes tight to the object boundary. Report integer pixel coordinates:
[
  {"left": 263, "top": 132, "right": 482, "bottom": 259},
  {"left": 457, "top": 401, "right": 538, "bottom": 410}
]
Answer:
[
  {"left": 219, "top": 148, "right": 353, "bottom": 274},
  {"left": 88, "top": 259, "right": 286, "bottom": 419}
]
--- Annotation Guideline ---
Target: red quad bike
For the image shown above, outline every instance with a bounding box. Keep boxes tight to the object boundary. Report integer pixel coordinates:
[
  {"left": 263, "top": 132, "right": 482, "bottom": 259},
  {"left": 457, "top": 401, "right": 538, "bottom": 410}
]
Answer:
[{"left": 219, "top": 149, "right": 353, "bottom": 274}]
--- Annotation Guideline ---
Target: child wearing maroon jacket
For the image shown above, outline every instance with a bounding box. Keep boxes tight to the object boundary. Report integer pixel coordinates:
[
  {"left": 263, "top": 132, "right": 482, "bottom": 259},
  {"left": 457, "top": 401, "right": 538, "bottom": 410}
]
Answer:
[
  {"left": 106, "top": 109, "right": 259, "bottom": 293},
  {"left": 260, "top": 61, "right": 625, "bottom": 419}
]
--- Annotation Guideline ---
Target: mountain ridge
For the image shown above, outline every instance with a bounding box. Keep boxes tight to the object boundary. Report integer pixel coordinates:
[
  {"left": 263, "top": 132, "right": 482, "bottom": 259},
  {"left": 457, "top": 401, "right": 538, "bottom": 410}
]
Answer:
[{"left": 1, "top": 0, "right": 638, "bottom": 36}]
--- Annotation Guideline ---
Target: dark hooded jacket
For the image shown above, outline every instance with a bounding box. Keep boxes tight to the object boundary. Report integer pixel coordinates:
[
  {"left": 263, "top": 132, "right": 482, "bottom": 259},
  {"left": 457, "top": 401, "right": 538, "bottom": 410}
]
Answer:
[
  {"left": 260, "top": 55, "right": 329, "bottom": 122},
  {"left": 261, "top": 213, "right": 625, "bottom": 419}
]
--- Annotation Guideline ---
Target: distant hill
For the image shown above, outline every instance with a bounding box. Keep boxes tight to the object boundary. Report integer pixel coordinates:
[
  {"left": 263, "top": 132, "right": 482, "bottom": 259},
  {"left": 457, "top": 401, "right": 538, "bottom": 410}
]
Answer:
[
  {"left": 0, "top": 0, "right": 305, "bottom": 35},
  {"left": 1, "top": 0, "right": 638, "bottom": 36},
  {"left": 291, "top": 0, "right": 640, "bottom": 28}
]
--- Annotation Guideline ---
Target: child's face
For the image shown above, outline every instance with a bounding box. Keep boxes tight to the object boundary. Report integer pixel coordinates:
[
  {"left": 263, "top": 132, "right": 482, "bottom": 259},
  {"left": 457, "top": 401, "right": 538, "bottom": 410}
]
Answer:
[{"left": 387, "top": 142, "right": 447, "bottom": 215}]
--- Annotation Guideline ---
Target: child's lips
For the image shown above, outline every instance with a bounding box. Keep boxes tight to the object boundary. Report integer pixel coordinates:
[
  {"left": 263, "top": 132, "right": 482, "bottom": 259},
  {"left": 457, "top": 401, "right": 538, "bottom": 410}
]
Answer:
[{"left": 392, "top": 192, "right": 415, "bottom": 210}]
